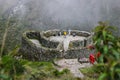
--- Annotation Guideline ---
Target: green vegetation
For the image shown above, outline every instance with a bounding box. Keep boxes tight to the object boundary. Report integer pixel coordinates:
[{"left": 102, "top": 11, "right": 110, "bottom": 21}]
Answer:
[
  {"left": 0, "top": 16, "right": 31, "bottom": 54},
  {"left": 93, "top": 22, "right": 120, "bottom": 80},
  {"left": 84, "top": 22, "right": 120, "bottom": 80},
  {"left": 0, "top": 55, "right": 25, "bottom": 80},
  {"left": 0, "top": 55, "right": 78, "bottom": 80},
  {"left": 79, "top": 22, "right": 120, "bottom": 80},
  {"left": 0, "top": 46, "right": 77, "bottom": 80},
  {"left": 80, "top": 66, "right": 99, "bottom": 80}
]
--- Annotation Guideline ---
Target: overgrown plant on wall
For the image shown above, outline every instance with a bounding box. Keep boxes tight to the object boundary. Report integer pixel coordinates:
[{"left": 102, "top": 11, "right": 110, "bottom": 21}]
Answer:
[{"left": 93, "top": 21, "right": 120, "bottom": 80}]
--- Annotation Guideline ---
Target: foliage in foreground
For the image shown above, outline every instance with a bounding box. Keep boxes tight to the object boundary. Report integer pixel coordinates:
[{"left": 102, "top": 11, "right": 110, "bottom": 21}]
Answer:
[
  {"left": 80, "top": 66, "right": 100, "bottom": 80},
  {"left": 0, "top": 55, "right": 24, "bottom": 80},
  {"left": 80, "top": 22, "right": 120, "bottom": 80},
  {"left": 0, "top": 54, "right": 78, "bottom": 80},
  {"left": 93, "top": 22, "right": 120, "bottom": 80}
]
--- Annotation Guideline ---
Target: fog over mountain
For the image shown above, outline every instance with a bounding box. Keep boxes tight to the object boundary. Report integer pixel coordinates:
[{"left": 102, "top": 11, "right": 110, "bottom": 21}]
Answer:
[
  {"left": 0, "top": 0, "right": 120, "bottom": 31},
  {"left": 0, "top": 0, "right": 120, "bottom": 30}
]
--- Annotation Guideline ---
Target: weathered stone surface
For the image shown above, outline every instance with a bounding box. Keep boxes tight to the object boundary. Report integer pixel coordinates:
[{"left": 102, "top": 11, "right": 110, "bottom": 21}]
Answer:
[
  {"left": 19, "top": 31, "right": 61, "bottom": 61},
  {"left": 70, "top": 40, "right": 84, "bottom": 48},
  {"left": 40, "top": 32, "right": 59, "bottom": 48},
  {"left": 19, "top": 30, "right": 93, "bottom": 61}
]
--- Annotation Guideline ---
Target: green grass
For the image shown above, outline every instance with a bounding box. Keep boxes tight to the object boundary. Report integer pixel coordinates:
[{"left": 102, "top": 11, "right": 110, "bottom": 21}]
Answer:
[
  {"left": 16, "top": 59, "right": 79, "bottom": 80},
  {"left": 79, "top": 66, "right": 101, "bottom": 80}
]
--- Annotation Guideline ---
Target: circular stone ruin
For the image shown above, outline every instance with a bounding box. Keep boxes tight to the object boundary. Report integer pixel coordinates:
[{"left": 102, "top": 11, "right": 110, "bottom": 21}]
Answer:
[{"left": 19, "top": 29, "right": 94, "bottom": 61}]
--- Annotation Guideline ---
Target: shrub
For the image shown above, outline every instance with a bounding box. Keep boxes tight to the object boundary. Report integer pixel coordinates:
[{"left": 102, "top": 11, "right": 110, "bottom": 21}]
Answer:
[
  {"left": 52, "top": 69, "right": 70, "bottom": 77},
  {"left": 0, "top": 55, "right": 25, "bottom": 79},
  {"left": 93, "top": 21, "right": 120, "bottom": 80}
]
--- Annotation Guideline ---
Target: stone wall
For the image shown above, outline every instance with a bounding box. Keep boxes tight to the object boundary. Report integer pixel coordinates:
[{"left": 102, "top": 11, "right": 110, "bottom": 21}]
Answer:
[
  {"left": 19, "top": 30, "right": 94, "bottom": 61},
  {"left": 64, "top": 48, "right": 95, "bottom": 59},
  {"left": 19, "top": 31, "right": 61, "bottom": 61},
  {"left": 43, "top": 29, "right": 60, "bottom": 37},
  {"left": 26, "top": 31, "right": 40, "bottom": 40},
  {"left": 40, "top": 31, "right": 59, "bottom": 48},
  {"left": 69, "top": 40, "right": 84, "bottom": 48},
  {"left": 69, "top": 36, "right": 93, "bottom": 49},
  {"left": 70, "top": 30, "right": 91, "bottom": 37}
]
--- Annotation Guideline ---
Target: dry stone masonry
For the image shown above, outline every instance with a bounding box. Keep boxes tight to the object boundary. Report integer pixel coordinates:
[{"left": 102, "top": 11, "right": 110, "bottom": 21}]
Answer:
[{"left": 19, "top": 29, "right": 93, "bottom": 61}]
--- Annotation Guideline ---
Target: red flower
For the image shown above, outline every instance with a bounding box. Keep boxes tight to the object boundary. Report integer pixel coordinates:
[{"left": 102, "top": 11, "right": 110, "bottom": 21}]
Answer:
[
  {"left": 89, "top": 54, "right": 95, "bottom": 64},
  {"left": 96, "top": 52, "right": 101, "bottom": 58}
]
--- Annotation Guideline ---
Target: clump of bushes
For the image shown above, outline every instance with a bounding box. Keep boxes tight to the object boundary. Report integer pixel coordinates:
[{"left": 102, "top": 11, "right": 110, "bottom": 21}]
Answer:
[
  {"left": 52, "top": 69, "right": 70, "bottom": 77},
  {"left": 92, "top": 22, "right": 120, "bottom": 80},
  {"left": 0, "top": 55, "right": 25, "bottom": 80}
]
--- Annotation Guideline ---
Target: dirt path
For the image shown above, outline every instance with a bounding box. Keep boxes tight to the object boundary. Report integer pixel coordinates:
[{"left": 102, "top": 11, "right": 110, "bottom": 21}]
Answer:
[{"left": 54, "top": 59, "right": 92, "bottom": 78}]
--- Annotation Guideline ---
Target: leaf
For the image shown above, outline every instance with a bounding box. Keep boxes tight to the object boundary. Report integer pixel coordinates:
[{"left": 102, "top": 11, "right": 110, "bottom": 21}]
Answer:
[
  {"left": 98, "top": 73, "right": 107, "bottom": 80},
  {"left": 102, "top": 30, "right": 107, "bottom": 40},
  {"left": 107, "top": 34, "right": 114, "bottom": 41},
  {"left": 112, "top": 49, "right": 120, "bottom": 60},
  {"left": 93, "top": 26, "right": 102, "bottom": 32},
  {"left": 0, "top": 74, "right": 9, "bottom": 79},
  {"left": 103, "top": 45, "right": 108, "bottom": 54},
  {"left": 115, "top": 68, "right": 120, "bottom": 73},
  {"left": 99, "top": 55, "right": 104, "bottom": 63},
  {"left": 93, "top": 36, "right": 97, "bottom": 41},
  {"left": 117, "top": 42, "right": 120, "bottom": 47},
  {"left": 108, "top": 26, "right": 118, "bottom": 31},
  {"left": 110, "top": 64, "right": 115, "bottom": 80},
  {"left": 96, "top": 38, "right": 102, "bottom": 45},
  {"left": 95, "top": 63, "right": 105, "bottom": 67},
  {"left": 117, "top": 48, "right": 120, "bottom": 53}
]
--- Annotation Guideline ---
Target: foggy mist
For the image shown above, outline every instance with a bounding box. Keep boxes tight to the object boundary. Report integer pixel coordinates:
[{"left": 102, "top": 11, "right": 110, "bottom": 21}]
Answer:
[{"left": 0, "top": 0, "right": 120, "bottom": 31}]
